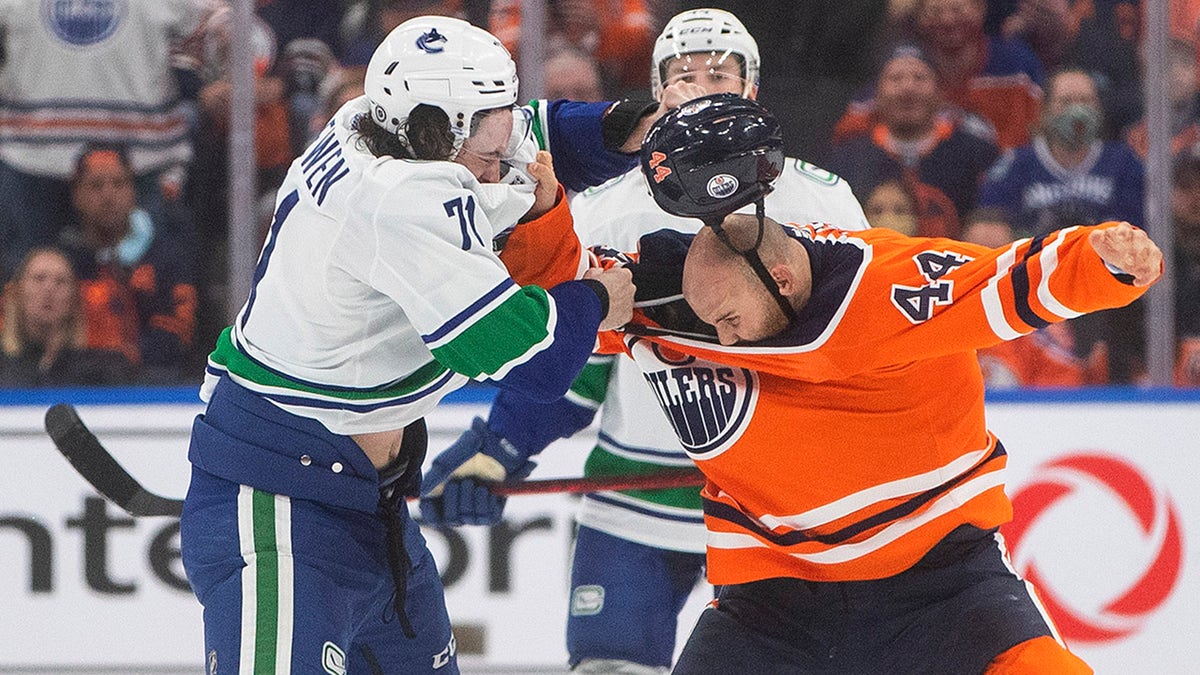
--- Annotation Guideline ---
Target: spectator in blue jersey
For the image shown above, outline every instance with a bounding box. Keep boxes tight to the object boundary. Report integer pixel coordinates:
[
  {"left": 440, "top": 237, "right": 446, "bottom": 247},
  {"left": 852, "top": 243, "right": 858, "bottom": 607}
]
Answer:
[
  {"left": 56, "top": 145, "right": 198, "bottom": 384},
  {"left": 979, "top": 68, "right": 1143, "bottom": 240},
  {"left": 829, "top": 43, "right": 999, "bottom": 239},
  {"left": 980, "top": 67, "right": 1146, "bottom": 382},
  {"left": 176, "top": 15, "right": 705, "bottom": 673}
]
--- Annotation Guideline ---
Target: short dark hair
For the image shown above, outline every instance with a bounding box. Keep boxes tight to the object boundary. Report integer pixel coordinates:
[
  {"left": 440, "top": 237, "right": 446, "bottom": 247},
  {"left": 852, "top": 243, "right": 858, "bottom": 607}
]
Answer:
[
  {"left": 71, "top": 143, "right": 134, "bottom": 188},
  {"left": 351, "top": 104, "right": 456, "bottom": 160}
]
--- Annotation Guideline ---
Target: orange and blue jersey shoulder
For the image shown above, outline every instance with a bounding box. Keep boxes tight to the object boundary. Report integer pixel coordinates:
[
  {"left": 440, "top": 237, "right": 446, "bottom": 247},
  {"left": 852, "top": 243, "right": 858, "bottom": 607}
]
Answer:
[{"left": 615, "top": 222, "right": 1149, "bottom": 584}]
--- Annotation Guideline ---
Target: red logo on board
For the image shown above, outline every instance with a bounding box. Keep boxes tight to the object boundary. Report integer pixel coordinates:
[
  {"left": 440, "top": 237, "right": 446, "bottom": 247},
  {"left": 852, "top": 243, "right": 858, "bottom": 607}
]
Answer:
[{"left": 1003, "top": 453, "right": 1183, "bottom": 643}]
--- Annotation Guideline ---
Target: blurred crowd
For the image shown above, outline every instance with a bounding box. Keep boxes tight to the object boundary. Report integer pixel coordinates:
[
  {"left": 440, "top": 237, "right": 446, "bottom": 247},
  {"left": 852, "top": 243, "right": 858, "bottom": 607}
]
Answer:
[{"left": 0, "top": 0, "right": 1197, "bottom": 388}]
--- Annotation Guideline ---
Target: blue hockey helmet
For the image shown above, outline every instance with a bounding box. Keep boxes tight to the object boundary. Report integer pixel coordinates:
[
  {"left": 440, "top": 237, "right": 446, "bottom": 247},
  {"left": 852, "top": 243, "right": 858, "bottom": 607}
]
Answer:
[{"left": 640, "top": 93, "right": 783, "bottom": 223}]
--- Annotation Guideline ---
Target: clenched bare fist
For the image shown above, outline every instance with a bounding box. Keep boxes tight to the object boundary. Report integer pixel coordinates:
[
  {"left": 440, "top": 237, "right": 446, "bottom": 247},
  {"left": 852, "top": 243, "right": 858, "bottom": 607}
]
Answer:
[{"left": 1089, "top": 222, "right": 1163, "bottom": 287}]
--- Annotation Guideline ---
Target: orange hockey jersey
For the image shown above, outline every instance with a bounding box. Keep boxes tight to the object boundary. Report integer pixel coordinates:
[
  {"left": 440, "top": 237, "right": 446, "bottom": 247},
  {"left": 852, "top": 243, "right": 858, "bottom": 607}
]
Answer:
[{"left": 609, "top": 222, "right": 1150, "bottom": 585}]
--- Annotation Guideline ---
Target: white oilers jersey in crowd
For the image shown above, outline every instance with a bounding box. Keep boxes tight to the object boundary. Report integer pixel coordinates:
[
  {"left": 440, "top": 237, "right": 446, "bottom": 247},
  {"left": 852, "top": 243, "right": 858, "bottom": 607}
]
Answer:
[
  {"left": 565, "top": 161, "right": 869, "bottom": 552},
  {"left": 0, "top": 0, "right": 218, "bottom": 177},
  {"left": 202, "top": 96, "right": 570, "bottom": 435}
]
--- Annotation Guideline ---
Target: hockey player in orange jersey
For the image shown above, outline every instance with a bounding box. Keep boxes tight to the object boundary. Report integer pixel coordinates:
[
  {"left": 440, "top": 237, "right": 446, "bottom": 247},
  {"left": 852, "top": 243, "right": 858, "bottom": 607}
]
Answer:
[{"left": 595, "top": 94, "right": 1163, "bottom": 674}]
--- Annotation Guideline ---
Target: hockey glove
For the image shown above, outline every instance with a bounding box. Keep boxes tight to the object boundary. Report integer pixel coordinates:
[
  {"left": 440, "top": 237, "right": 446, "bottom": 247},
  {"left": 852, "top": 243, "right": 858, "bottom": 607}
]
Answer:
[{"left": 418, "top": 417, "right": 535, "bottom": 527}]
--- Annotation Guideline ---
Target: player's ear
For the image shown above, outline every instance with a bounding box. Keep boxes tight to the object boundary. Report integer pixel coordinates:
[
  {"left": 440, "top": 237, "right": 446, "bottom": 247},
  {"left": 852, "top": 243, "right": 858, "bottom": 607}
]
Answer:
[{"left": 771, "top": 263, "right": 797, "bottom": 297}]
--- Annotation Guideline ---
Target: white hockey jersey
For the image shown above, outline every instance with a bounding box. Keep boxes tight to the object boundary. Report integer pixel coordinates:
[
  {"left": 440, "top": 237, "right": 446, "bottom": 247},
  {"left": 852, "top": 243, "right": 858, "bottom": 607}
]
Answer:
[
  {"left": 566, "top": 161, "right": 869, "bottom": 552},
  {"left": 202, "top": 96, "right": 594, "bottom": 435}
]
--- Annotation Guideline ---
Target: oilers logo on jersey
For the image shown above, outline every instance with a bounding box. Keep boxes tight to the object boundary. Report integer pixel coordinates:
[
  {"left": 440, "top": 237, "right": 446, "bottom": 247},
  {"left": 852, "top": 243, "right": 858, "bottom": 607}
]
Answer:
[
  {"left": 46, "top": 0, "right": 126, "bottom": 46},
  {"left": 631, "top": 339, "right": 758, "bottom": 459}
]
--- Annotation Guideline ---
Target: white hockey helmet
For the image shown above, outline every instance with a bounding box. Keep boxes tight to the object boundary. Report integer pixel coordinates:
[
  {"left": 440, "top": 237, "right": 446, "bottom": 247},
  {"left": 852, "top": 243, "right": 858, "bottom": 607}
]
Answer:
[
  {"left": 651, "top": 8, "right": 760, "bottom": 100},
  {"left": 364, "top": 16, "right": 519, "bottom": 147}
]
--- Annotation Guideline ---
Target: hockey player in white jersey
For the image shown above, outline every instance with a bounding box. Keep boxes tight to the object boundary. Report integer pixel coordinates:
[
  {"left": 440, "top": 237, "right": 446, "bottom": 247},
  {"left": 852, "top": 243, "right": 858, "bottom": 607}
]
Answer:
[
  {"left": 172, "top": 14, "right": 696, "bottom": 674},
  {"left": 417, "top": 9, "right": 870, "bottom": 673}
]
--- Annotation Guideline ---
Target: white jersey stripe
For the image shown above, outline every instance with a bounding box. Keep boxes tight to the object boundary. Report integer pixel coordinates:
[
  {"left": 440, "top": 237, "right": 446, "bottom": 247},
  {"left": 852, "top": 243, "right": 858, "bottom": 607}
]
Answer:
[
  {"left": 791, "top": 470, "right": 1007, "bottom": 565},
  {"left": 982, "top": 242, "right": 1029, "bottom": 340},
  {"left": 757, "top": 445, "right": 993, "bottom": 531},
  {"left": 1036, "top": 227, "right": 1085, "bottom": 320},
  {"left": 274, "top": 494, "right": 294, "bottom": 675},
  {"left": 705, "top": 470, "right": 1007, "bottom": 566}
]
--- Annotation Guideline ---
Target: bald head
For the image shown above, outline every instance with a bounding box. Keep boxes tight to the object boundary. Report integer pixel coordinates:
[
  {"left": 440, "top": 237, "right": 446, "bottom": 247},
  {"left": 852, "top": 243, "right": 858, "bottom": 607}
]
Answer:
[{"left": 683, "top": 213, "right": 811, "bottom": 345}]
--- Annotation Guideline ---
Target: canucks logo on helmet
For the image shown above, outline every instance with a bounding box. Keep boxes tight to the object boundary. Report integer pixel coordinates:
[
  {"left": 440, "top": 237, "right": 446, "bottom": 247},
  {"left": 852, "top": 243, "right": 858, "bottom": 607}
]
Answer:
[{"left": 416, "top": 27, "right": 448, "bottom": 53}]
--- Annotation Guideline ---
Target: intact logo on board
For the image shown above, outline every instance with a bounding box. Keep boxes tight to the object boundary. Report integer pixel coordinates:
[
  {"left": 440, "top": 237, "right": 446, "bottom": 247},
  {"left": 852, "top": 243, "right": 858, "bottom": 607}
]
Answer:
[{"left": 1003, "top": 453, "right": 1183, "bottom": 643}]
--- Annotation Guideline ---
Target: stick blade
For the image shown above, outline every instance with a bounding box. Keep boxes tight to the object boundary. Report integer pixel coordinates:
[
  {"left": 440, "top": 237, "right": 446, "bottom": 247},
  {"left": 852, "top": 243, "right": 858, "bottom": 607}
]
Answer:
[{"left": 44, "top": 403, "right": 182, "bottom": 517}]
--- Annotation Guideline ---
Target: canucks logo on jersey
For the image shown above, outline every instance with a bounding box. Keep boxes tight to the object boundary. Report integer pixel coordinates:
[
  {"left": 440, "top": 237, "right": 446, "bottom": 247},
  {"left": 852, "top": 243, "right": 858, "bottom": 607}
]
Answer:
[{"left": 634, "top": 341, "right": 758, "bottom": 458}]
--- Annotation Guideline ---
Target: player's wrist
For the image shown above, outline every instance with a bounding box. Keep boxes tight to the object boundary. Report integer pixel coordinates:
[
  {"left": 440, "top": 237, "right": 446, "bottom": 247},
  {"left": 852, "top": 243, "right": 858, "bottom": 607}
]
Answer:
[{"left": 578, "top": 278, "right": 611, "bottom": 319}]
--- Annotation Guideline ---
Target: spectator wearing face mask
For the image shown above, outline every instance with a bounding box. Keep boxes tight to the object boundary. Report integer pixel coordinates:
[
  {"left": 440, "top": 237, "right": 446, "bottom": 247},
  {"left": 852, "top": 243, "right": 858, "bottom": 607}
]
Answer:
[
  {"left": 978, "top": 68, "right": 1145, "bottom": 382},
  {"left": 978, "top": 68, "right": 1143, "bottom": 238}
]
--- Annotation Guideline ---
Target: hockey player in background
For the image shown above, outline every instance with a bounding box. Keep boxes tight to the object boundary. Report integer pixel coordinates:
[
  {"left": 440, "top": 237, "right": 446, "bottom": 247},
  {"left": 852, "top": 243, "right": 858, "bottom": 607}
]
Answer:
[
  {"left": 417, "top": 9, "right": 868, "bottom": 673},
  {"left": 594, "top": 95, "right": 1156, "bottom": 673},
  {"left": 174, "top": 14, "right": 715, "bottom": 673}
]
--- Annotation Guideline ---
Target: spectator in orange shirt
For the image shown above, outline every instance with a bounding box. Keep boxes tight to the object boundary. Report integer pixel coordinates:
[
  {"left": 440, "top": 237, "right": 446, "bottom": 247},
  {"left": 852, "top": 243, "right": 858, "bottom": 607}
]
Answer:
[{"left": 57, "top": 145, "right": 197, "bottom": 383}]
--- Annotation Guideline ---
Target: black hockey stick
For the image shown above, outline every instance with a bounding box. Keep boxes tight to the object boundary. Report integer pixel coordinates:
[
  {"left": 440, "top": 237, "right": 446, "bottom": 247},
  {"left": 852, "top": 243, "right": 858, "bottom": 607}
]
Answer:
[
  {"left": 45, "top": 403, "right": 706, "bottom": 518},
  {"left": 45, "top": 403, "right": 184, "bottom": 517}
]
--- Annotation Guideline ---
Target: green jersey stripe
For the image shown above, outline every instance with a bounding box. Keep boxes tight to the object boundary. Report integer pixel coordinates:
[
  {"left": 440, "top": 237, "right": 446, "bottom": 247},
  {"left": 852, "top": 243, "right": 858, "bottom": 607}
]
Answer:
[
  {"left": 584, "top": 448, "right": 703, "bottom": 510},
  {"left": 252, "top": 489, "right": 279, "bottom": 673},
  {"left": 211, "top": 327, "right": 448, "bottom": 401},
  {"left": 529, "top": 99, "right": 549, "bottom": 150},
  {"left": 429, "top": 285, "right": 554, "bottom": 379},
  {"left": 568, "top": 357, "right": 614, "bottom": 406}
]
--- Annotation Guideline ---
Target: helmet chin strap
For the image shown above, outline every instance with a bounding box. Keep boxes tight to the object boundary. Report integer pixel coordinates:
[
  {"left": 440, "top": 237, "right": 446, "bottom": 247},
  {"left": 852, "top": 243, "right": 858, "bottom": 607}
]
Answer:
[{"left": 703, "top": 198, "right": 798, "bottom": 324}]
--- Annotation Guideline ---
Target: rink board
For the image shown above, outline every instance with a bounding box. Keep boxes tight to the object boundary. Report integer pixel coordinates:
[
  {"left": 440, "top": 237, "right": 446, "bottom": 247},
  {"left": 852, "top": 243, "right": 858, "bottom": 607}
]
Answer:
[{"left": 0, "top": 387, "right": 1197, "bottom": 674}]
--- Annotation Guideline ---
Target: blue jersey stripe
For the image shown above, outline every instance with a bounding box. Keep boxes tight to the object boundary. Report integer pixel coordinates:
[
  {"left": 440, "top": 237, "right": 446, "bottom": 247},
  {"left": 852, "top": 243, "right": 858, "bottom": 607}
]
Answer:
[
  {"left": 421, "top": 278, "right": 515, "bottom": 345},
  {"left": 587, "top": 493, "right": 706, "bottom": 524}
]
